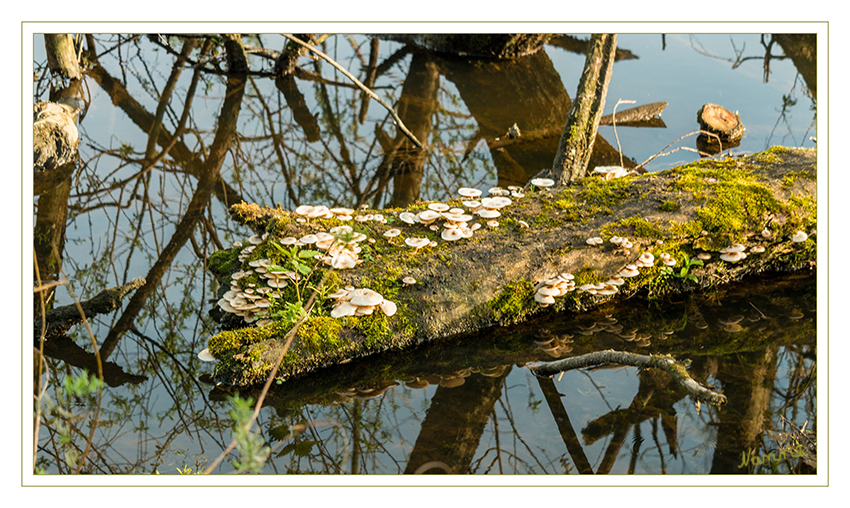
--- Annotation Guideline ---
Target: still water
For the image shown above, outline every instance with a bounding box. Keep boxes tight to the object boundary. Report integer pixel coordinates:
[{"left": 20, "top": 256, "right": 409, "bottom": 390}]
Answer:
[{"left": 32, "top": 33, "right": 817, "bottom": 476}]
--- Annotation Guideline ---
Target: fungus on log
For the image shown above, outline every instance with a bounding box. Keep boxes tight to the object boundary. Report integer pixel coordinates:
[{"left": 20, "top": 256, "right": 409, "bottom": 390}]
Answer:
[{"left": 205, "top": 147, "right": 816, "bottom": 387}]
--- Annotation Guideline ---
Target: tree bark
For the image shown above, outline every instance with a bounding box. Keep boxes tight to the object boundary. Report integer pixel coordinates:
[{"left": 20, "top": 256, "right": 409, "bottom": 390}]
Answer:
[
  {"left": 44, "top": 34, "right": 81, "bottom": 80},
  {"left": 551, "top": 34, "right": 618, "bottom": 184}
]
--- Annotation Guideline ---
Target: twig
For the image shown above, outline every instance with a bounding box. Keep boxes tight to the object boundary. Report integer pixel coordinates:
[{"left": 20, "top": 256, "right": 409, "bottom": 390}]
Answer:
[
  {"left": 527, "top": 350, "right": 727, "bottom": 406},
  {"left": 635, "top": 130, "right": 722, "bottom": 171},
  {"left": 612, "top": 99, "right": 636, "bottom": 168},
  {"left": 281, "top": 34, "right": 425, "bottom": 150}
]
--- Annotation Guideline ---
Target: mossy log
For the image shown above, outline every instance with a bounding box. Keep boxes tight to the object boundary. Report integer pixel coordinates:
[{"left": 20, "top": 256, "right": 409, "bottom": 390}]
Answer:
[{"left": 206, "top": 147, "right": 816, "bottom": 387}]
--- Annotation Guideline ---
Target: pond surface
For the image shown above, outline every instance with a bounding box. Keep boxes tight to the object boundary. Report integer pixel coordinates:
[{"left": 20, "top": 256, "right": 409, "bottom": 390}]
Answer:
[{"left": 32, "top": 33, "right": 817, "bottom": 477}]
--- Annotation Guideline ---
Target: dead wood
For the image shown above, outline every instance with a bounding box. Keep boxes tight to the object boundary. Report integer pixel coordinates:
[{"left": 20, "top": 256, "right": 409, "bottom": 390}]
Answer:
[
  {"left": 206, "top": 147, "right": 816, "bottom": 387},
  {"left": 528, "top": 350, "right": 727, "bottom": 405},
  {"left": 35, "top": 278, "right": 146, "bottom": 341}
]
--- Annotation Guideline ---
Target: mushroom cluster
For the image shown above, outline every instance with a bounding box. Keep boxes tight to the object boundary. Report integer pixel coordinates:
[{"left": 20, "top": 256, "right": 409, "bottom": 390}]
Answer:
[
  {"left": 534, "top": 333, "right": 574, "bottom": 358},
  {"left": 329, "top": 287, "right": 397, "bottom": 318},
  {"left": 608, "top": 235, "right": 634, "bottom": 254},
  {"left": 533, "top": 273, "right": 575, "bottom": 307},
  {"left": 217, "top": 281, "right": 273, "bottom": 326}
]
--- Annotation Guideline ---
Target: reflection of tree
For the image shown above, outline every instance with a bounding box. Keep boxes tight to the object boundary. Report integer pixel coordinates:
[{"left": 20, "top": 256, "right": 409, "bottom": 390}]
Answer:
[{"left": 404, "top": 370, "right": 507, "bottom": 474}]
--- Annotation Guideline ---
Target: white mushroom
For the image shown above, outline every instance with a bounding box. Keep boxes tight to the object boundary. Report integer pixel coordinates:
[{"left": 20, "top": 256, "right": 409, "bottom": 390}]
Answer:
[
  {"left": 790, "top": 231, "right": 808, "bottom": 243},
  {"left": 198, "top": 348, "right": 216, "bottom": 362},
  {"left": 719, "top": 251, "right": 747, "bottom": 263},
  {"left": 399, "top": 212, "right": 417, "bottom": 225},
  {"left": 383, "top": 228, "right": 402, "bottom": 238},
  {"left": 405, "top": 237, "right": 430, "bottom": 249},
  {"left": 530, "top": 178, "right": 555, "bottom": 189},
  {"left": 441, "top": 228, "right": 465, "bottom": 241},
  {"left": 586, "top": 237, "right": 603, "bottom": 246},
  {"left": 458, "top": 187, "right": 482, "bottom": 198}
]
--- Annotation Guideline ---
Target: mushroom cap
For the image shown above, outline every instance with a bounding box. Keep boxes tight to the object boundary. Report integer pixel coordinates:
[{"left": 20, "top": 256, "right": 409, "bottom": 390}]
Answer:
[
  {"left": 534, "top": 292, "right": 556, "bottom": 305},
  {"left": 329, "top": 289, "right": 350, "bottom": 299},
  {"left": 596, "top": 285, "right": 618, "bottom": 296},
  {"left": 299, "top": 234, "right": 319, "bottom": 244},
  {"left": 480, "top": 196, "right": 512, "bottom": 209},
  {"left": 530, "top": 177, "right": 555, "bottom": 188},
  {"left": 441, "top": 227, "right": 465, "bottom": 241},
  {"left": 399, "top": 211, "right": 417, "bottom": 224},
  {"left": 662, "top": 257, "right": 677, "bottom": 266},
  {"left": 330, "top": 300, "right": 358, "bottom": 318},
  {"left": 294, "top": 205, "right": 315, "bottom": 216},
  {"left": 379, "top": 299, "right": 397, "bottom": 316},
  {"left": 198, "top": 348, "right": 216, "bottom": 362},
  {"left": 720, "top": 243, "right": 746, "bottom": 253},
  {"left": 586, "top": 237, "right": 603, "bottom": 245},
  {"left": 458, "top": 187, "right": 482, "bottom": 198},
  {"left": 719, "top": 251, "right": 747, "bottom": 263},
  {"left": 750, "top": 245, "right": 765, "bottom": 253},
  {"left": 486, "top": 220, "right": 499, "bottom": 228},
  {"left": 619, "top": 267, "right": 640, "bottom": 277},
  {"left": 443, "top": 212, "right": 473, "bottom": 223},
  {"left": 330, "top": 250, "right": 358, "bottom": 269},
  {"left": 307, "top": 205, "right": 330, "bottom": 218},
  {"left": 417, "top": 210, "right": 442, "bottom": 223},
  {"left": 248, "top": 234, "right": 263, "bottom": 245},
  {"left": 405, "top": 237, "right": 430, "bottom": 248},
  {"left": 609, "top": 236, "right": 623, "bottom": 244},
  {"left": 462, "top": 200, "right": 482, "bottom": 210},
  {"left": 697, "top": 252, "right": 712, "bottom": 260},
  {"left": 383, "top": 228, "right": 402, "bottom": 238},
  {"left": 537, "top": 286, "right": 561, "bottom": 297},
  {"left": 428, "top": 202, "right": 450, "bottom": 212},
  {"left": 402, "top": 276, "right": 416, "bottom": 285},
  {"left": 475, "top": 209, "right": 499, "bottom": 219},
  {"left": 638, "top": 252, "right": 655, "bottom": 264},
  {"left": 348, "top": 288, "right": 384, "bottom": 307},
  {"left": 330, "top": 207, "right": 355, "bottom": 216},
  {"left": 790, "top": 231, "right": 808, "bottom": 242}
]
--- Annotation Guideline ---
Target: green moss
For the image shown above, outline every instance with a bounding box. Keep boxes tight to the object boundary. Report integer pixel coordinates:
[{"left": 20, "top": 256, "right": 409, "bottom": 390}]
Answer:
[
  {"left": 488, "top": 279, "right": 535, "bottom": 324},
  {"left": 296, "top": 316, "right": 345, "bottom": 354},
  {"left": 601, "top": 216, "right": 666, "bottom": 240},
  {"left": 782, "top": 170, "right": 814, "bottom": 187},
  {"left": 208, "top": 248, "right": 241, "bottom": 278},
  {"left": 659, "top": 200, "right": 680, "bottom": 212}
]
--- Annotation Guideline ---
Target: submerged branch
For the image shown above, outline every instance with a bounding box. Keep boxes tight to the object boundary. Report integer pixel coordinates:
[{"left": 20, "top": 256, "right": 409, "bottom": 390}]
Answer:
[{"left": 527, "top": 350, "right": 727, "bottom": 406}]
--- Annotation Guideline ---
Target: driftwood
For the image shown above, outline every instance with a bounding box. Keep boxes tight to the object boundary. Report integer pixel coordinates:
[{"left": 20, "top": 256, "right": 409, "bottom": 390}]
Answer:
[
  {"left": 206, "top": 147, "right": 816, "bottom": 387},
  {"left": 697, "top": 103, "right": 744, "bottom": 143},
  {"left": 527, "top": 350, "right": 726, "bottom": 405},
  {"left": 35, "top": 278, "right": 146, "bottom": 340},
  {"left": 599, "top": 101, "right": 667, "bottom": 127}
]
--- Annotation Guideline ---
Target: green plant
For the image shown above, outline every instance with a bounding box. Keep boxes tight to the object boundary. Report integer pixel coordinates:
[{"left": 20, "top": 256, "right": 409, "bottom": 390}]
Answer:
[
  {"left": 268, "top": 241, "right": 322, "bottom": 302},
  {"left": 659, "top": 256, "right": 704, "bottom": 283},
  {"left": 36, "top": 369, "right": 105, "bottom": 473},
  {"left": 227, "top": 394, "right": 270, "bottom": 474}
]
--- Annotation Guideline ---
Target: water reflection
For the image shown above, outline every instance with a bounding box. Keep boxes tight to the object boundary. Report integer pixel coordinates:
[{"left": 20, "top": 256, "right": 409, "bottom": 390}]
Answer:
[{"left": 33, "top": 33, "right": 817, "bottom": 475}]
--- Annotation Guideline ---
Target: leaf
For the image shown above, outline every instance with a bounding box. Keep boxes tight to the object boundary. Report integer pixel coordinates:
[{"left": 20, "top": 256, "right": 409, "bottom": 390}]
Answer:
[
  {"left": 296, "top": 263, "right": 311, "bottom": 275},
  {"left": 298, "top": 249, "right": 321, "bottom": 259}
]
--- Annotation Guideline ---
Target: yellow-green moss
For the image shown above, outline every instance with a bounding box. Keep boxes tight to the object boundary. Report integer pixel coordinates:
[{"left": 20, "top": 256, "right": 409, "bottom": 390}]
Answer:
[
  {"left": 601, "top": 215, "right": 666, "bottom": 240},
  {"left": 296, "top": 316, "right": 346, "bottom": 354},
  {"left": 659, "top": 200, "right": 680, "bottom": 212},
  {"left": 782, "top": 169, "right": 815, "bottom": 187},
  {"left": 488, "top": 279, "right": 536, "bottom": 324}
]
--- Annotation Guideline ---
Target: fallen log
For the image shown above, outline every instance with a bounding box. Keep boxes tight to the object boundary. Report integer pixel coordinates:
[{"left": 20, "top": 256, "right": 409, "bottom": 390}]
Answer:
[
  {"left": 599, "top": 101, "right": 667, "bottom": 127},
  {"left": 205, "top": 147, "right": 816, "bottom": 387}
]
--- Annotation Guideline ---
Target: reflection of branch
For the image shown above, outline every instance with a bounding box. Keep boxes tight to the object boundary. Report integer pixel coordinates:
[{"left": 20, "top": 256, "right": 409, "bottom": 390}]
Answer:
[
  {"left": 282, "top": 34, "right": 425, "bottom": 150},
  {"left": 528, "top": 350, "right": 727, "bottom": 405}
]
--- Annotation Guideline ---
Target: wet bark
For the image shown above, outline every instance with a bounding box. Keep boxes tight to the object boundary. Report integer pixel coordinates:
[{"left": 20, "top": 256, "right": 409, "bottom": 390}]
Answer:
[
  {"left": 551, "top": 34, "right": 618, "bottom": 184},
  {"left": 209, "top": 147, "right": 816, "bottom": 387}
]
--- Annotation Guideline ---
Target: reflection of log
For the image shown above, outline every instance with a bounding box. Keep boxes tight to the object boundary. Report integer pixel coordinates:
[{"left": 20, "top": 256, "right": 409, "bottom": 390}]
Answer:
[
  {"left": 547, "top": 34, "right": 638, "bottom": 61},
  {"left": 552, "top": 34, "right": 618, "bottom": 184},
  {"left": 599, "top": 101, "right": 667, "bottom": 127},
  {"left": 208, "top": 147, "right": 815, "bottom": 387},
  {"left": 529, "top": 350, "right": 726, "bottom": 405},
  {"left": 36, "top": 336, "right": 148, "bottom": 388},
  {"left": 403, "top": 368, "right": 508, "bottom": 474},
  {"left": 381, "top": 34, "right": 550, "bottom": 58}
]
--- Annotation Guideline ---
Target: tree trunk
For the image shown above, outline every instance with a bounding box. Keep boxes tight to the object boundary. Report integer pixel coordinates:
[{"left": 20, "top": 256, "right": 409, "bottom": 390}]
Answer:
[
  {"left": 44, "top": 34, "right": 81, "bottom": 80},
  {"left": 551, "top": 34, "right": 617, "bottom": 184},
  {"left": 205, "top": 147, "right": 816, "bottom": 387}
]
